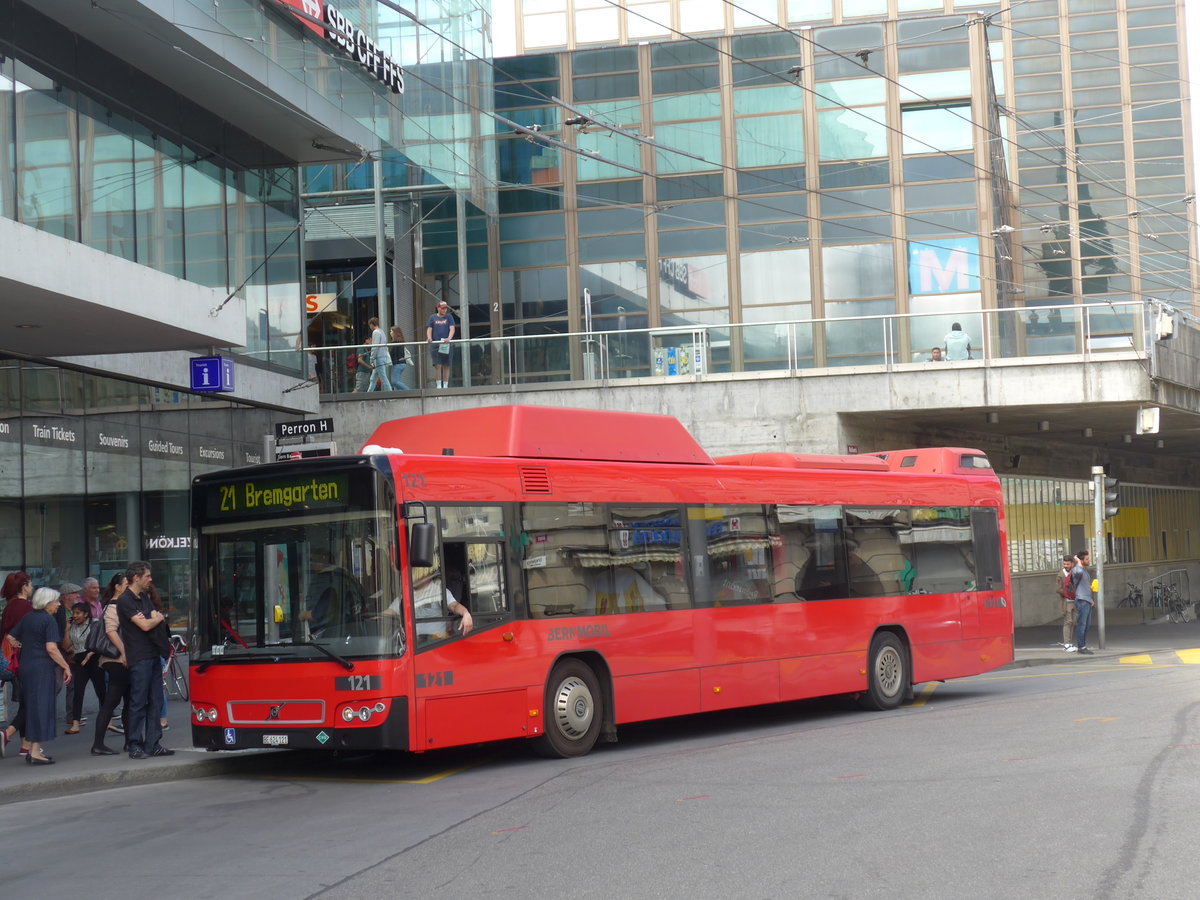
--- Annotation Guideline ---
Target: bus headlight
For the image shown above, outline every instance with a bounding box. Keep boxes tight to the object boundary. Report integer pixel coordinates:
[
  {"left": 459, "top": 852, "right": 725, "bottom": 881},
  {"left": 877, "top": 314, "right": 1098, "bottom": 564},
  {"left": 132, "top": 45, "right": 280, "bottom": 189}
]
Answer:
[
  {"left": 339, "top": 701, "right": 387, "bottom": 724},
  {"left": 192, "top": 705, "right": 218, "bottom": 723}
]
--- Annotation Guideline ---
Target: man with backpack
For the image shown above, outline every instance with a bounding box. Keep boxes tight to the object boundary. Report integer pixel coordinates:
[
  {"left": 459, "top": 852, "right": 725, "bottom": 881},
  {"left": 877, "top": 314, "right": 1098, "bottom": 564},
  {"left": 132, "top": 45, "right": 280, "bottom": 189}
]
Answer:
[{"left": 1057, "top": 556, "right": 1077, "bottom": 652}]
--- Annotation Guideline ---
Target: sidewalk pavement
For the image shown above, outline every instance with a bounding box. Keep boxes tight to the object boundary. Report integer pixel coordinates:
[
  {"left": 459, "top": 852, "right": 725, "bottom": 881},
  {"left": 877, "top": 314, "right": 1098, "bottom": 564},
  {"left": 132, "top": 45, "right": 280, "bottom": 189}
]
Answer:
[
  {"left": 0, "top": 695, "right": 272, "bottom": 805},
  {"left": 1011, "top": 606, "right": 1200, "bottom": 667},
  {"left": 6, "top": 610, "right": 1200, "bottom": 804}
]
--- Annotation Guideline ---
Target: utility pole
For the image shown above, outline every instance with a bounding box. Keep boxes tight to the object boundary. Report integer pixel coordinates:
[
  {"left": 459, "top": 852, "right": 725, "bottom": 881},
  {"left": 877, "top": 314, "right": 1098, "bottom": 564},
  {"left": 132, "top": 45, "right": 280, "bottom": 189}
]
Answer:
[{"left": 1091, "top": 466, "right": 1106, "bottom": 649}]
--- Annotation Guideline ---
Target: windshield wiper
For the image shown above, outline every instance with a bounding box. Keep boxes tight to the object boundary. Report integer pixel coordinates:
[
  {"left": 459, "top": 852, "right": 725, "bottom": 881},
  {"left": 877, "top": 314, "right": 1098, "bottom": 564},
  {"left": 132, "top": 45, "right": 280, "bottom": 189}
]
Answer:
[{"left": 296, "top": 639, "right": 355, "bottom": 670}]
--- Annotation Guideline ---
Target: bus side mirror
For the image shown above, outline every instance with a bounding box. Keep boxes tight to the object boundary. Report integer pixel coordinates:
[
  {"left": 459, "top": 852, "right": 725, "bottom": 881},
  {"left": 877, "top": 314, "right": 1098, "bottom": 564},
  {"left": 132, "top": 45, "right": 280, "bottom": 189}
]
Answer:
[{"left": 409, "top": 522, "right": 435, "bottom": 568}]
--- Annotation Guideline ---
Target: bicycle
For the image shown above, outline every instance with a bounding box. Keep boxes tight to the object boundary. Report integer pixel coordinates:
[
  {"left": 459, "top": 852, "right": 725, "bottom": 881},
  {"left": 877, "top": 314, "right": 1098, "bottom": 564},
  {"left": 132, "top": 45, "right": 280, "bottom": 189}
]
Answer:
[
  {"left": 1150, "top": 582, "right": 1166, "bottom": 610},
  {"left": 1166, "top": 586, "right": 1188, "bottom": 624},
  {"left": 1119, "top": 583, "right": 1143, "bottom": 608},
  {"left": 163, "top": 633, "right": 189, "bottom": 701}
]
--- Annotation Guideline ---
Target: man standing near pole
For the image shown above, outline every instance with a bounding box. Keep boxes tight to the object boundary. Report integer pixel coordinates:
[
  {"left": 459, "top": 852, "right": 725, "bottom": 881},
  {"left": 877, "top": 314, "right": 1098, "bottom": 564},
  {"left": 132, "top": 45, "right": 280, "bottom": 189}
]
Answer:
[{"left": 1071, "top": 550, "right": 1095, "bottom": 655}]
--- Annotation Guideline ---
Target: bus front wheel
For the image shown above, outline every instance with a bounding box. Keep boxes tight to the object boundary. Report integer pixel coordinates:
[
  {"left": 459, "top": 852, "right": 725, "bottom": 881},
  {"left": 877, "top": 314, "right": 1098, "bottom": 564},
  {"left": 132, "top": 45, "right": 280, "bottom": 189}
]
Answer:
[
  {"left": 858, "top": 632, "right": 907, "bottom": 711},
  {"left": 534, "top": 659, "right": 603, "bottom": 758}
]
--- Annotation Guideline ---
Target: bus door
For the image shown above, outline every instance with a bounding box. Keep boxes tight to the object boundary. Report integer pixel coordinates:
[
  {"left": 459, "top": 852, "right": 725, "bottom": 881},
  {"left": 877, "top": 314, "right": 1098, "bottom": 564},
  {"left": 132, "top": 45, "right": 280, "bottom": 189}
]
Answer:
[{"left": 410, "top": 504, "right": 524, "bottom": 748}]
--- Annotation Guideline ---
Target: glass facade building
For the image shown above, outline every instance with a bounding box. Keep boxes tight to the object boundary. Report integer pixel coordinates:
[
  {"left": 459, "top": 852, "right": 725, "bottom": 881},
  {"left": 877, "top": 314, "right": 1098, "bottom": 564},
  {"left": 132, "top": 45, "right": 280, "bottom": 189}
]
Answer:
[
  {"left": 0, "top": 358, "right": 293, "bottom": 628},
  {"left": 395, "top": 0, "right": 1195, "bottom": 382},
  {"left": 0, "top": 0, "right": 433, "bottom": 612},
  {"left": 0, "top": 0, "right": 307, "bottom": 371}
]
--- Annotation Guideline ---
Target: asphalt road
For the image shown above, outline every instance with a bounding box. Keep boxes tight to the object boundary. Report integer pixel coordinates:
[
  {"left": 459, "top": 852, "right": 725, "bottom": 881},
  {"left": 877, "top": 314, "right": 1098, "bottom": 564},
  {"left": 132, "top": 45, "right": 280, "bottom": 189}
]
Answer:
[{"left": 5, "top": 652, "right": 1200, "bottom": 899}]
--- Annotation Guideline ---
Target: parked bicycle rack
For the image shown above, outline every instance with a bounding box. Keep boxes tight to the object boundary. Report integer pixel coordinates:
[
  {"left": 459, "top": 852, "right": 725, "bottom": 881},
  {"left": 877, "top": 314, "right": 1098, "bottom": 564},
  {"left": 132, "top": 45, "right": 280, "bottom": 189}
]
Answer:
[{"left": 1137, "top": 569, "right": 1192, "bottom": 624}]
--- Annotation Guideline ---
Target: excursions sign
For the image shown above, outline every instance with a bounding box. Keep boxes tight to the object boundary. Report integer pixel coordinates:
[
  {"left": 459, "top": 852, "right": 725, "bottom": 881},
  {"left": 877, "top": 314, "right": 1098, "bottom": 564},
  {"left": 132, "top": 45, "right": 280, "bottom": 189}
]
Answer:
[{"left": 273, "top": 0, "right": 405, "bottom": 94}]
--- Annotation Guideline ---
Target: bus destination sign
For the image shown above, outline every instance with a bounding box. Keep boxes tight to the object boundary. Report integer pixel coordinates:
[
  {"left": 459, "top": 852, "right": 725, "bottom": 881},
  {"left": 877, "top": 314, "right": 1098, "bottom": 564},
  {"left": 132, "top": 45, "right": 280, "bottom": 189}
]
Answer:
[{"left": 205, "top": 473, "right": 350, "bottom": 519}]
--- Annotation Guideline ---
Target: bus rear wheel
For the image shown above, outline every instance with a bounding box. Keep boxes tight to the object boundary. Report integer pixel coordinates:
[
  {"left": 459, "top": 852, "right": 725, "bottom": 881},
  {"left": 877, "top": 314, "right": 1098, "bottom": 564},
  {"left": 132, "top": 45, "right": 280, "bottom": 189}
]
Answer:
[
  {"left": 858, "top": 632, "right": 907, "bottom": 711},
  {"left": 534, "top": 659, "right": 603, "bottom": 758}
]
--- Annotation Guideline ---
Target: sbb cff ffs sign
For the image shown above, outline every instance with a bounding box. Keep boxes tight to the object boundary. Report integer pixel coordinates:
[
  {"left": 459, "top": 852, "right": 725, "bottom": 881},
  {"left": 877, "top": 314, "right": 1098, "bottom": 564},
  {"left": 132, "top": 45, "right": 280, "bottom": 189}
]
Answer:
[{"left": 273, "top": 0, "right": 405, "bottom": 93}]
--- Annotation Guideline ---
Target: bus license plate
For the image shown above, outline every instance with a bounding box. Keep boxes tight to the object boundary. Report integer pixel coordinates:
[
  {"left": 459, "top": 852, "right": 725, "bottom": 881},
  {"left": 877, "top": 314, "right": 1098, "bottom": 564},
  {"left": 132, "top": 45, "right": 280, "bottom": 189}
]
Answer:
[{"left": 262, "top": 734, "right": 289, "bottom": 746}]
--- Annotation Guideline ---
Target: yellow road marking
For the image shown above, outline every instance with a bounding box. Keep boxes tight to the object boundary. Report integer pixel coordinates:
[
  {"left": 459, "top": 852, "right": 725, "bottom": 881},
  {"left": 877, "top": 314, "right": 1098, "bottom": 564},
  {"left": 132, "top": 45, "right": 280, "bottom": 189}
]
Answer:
[
  {"left": 1176, "top": 648, "right": 1200, "bottom": 664},
  {"left": 906, "top": 683, "right": 938, "bottom": 707},
  {"left": 1074, "top": 716, "right": 1117, "bottom": 723},
  {"left": 1119, "top": 654, "right": 1154, "bottom": 665},
  {"left": 979, "top": 665, "right": 1166, "bottom": 681}
]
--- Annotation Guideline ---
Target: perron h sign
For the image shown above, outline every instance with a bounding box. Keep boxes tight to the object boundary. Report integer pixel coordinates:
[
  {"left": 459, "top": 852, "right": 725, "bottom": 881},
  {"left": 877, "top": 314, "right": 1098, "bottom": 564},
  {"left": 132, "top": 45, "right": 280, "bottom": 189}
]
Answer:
[{"left": 190, "top": 356, "right": 235, "bottom": 393}]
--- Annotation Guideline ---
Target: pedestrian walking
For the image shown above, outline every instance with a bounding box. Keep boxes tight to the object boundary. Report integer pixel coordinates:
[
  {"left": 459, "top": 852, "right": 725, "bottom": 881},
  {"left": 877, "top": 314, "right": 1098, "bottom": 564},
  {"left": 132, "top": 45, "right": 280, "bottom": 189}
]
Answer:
[
  {"left": 5, "top": 588, "right": 72, "bottom": 765},
  {"left": 366, "top": 317, "right": 392, "bottom": 391}
]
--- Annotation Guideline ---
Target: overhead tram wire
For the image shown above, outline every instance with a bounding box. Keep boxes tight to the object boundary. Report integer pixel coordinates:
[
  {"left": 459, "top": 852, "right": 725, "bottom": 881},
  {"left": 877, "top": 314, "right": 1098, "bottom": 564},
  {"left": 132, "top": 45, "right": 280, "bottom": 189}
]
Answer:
[
  {"left": 384, "top": 0, "right": 1191, "bottom": 297},
  {"left": 123, "top": 0, "right": 1186, "bottom": 309},
  {"left": 365, "top": 4, "right": 1038, "bottom": 284},
  {"left": 305, "top": 195, "right": 465, "bottom": 310},
  {"left": 988, "top": 30, "right": 1198, "bottom": 233},
  {"left": 715, "top": 0, "right": 1199, "bottom": 273},
  {"left": 83, "top": 2, "right": 1131, "bottom": 338},
  {"left": 716, "top": 0, "right": 1200, "bottom": 276},
  {"left": 339, "top": 2, "right": 1199, "bottom": 314},
  {"left": 573, "top": 3, "right": 1196, "bottom": 302},
  {"left": 275, "top": 0, "right": 1200, "bottom": 291},
  {"left": 131, "top": 0, "right": 502, "bottom": 190}
]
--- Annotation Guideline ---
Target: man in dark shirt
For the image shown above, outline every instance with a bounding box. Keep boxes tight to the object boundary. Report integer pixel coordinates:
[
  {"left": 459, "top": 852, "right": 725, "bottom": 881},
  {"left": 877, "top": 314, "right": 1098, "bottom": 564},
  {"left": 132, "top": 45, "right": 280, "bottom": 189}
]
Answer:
[{"left": 117, "top": 561, "right": 172, "bottom": 759}]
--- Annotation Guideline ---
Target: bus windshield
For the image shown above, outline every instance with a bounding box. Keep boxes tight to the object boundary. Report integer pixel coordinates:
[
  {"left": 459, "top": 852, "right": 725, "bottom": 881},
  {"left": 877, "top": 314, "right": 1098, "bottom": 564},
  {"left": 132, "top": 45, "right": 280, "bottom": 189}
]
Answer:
[{"left": 197, "top": 508, "right": 401, "bottom": 659}]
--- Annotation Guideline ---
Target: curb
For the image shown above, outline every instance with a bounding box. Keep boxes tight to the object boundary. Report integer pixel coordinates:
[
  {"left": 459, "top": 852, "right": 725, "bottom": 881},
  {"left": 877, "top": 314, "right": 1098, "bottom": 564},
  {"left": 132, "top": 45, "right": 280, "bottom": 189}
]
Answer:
[
  {"left": 1005, "top": 648, "right": 1154, "bottom": 670},
  {"left": 0, "top": 752, "right": 276, "bottom": 807}
]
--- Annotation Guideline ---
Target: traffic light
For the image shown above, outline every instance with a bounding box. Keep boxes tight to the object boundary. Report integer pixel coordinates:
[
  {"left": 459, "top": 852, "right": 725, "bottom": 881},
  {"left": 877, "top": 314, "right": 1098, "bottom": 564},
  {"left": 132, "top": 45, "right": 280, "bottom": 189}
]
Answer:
[{"left": 1103, "top": 477, "right": 1120, "bottom": 518}]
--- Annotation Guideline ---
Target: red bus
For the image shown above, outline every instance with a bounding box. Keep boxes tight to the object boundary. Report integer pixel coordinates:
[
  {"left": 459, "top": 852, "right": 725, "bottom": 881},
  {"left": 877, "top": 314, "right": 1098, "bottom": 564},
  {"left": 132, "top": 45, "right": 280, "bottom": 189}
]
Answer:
[{"left": 189, "top": 405, "right": 1012, "bottom": 757}]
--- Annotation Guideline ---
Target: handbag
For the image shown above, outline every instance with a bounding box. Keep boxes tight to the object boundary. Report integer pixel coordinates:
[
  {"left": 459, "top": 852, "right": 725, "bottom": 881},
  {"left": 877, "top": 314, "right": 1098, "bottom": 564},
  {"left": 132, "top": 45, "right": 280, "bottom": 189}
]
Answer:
[
  {"left": 84, "top": 619, "right": 120, "bottom": 659},
  {"left": 437, "top": 342, "right": 450, "bottom": 357}
]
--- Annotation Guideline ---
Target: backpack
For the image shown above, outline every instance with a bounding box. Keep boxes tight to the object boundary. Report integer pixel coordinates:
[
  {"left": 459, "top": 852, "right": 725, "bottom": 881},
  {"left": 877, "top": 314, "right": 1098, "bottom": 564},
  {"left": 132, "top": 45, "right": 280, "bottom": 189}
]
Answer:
[{"left": 1060, "top": 575, "right": 1074, "bottom": 599}]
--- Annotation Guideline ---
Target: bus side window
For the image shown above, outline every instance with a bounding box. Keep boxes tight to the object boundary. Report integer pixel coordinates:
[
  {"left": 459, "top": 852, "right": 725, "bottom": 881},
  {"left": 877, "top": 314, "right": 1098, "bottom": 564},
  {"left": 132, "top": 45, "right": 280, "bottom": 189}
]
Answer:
[
  {"left": 605, "top": 507, "right": 680, "bottom": 612},
  {"left": 911, "top": 506, "right": 978, "bottom": 592},
  {"left": 844, "top": 508, "right": 911, "bottom": 597},
  {"left": 787, "top": 506, "right": 849, "bottom": 602},
  {"left": 701, "top": 504, "right": 773, "bottom": 606},
  {"left": 465, "top": 542, "right": 506, "bottom": 614},
  {"left": 522, "top": 502, "right": 606, "bottom": 618},
  {"left": 970, "top": 508, "right": 1002, "bottom": 590}
]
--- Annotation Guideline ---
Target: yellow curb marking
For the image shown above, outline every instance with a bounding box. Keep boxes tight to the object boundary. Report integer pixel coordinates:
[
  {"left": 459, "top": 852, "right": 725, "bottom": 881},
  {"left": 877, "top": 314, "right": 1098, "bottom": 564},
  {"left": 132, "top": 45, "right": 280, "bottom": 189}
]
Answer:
[
  {"left": 1119, "top": 654, "right": 1154, "bottom": 665},
  {"left": 906, "top": 683, "right": 939, "bottom": 707},
  {"left": 1175, "top": 648, "right": 1200, "bottom": 665}
]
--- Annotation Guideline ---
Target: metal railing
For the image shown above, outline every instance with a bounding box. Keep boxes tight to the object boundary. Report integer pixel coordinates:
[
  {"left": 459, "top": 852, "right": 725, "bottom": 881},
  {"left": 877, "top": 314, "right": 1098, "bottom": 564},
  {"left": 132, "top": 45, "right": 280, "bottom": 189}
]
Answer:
[{"left": 303, "top": 300, "right": 1159, "bottom": 396}]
